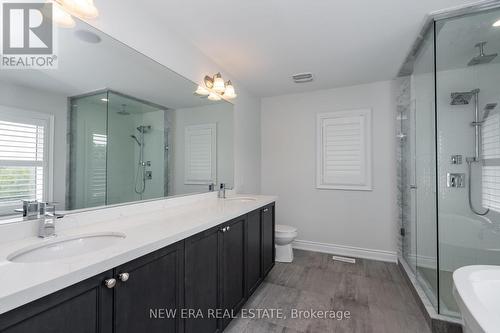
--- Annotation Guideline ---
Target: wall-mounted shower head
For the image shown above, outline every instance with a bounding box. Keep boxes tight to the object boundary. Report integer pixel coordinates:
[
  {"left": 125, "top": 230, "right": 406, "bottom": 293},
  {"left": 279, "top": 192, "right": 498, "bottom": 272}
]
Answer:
[
  {"left": 117, "top": 104, "right": 130, "bottom": 115},
  {"left": 467, "top": 42, "right": 497, "bottom": 66},
  {"left": 450, "top": 89, "right": 479, "bottom": 105},
  {"left": 482, "top": 103, "right": 498, "bottom": 121}
]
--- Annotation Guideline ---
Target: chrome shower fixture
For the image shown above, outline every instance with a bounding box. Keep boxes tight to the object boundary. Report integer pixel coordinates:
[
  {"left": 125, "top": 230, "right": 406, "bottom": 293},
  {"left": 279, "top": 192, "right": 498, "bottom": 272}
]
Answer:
[
  {"left": 467, "top": 42, "right": 497, "bottom": 66},
  {"left": 117, "top": 104, "right": 130, "bottom": 115},
  {"left": 450, "top": 89, "right": 479, "bottom": 105}
]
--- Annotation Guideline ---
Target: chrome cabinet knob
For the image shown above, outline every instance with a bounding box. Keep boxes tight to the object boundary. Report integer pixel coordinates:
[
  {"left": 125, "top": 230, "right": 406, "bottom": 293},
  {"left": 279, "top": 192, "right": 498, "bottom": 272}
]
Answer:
[
  {"left": 118, "top": 272, "right": 130, "bottom": 282},
  {"left": 263, "top": 208, "right": 269, "bottom": 212},
  {"left": 104, "top": 278, "right": 116, "bottom": 289},
  {"left": 227, "top": 226, "right": 231, "bottom": 231}
]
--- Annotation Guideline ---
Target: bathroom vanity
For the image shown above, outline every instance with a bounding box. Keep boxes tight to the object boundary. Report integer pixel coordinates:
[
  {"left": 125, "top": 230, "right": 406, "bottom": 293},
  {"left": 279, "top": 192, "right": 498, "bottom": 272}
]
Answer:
[{"left": 0, "top": 194, "right": 275, "bottom": 333}]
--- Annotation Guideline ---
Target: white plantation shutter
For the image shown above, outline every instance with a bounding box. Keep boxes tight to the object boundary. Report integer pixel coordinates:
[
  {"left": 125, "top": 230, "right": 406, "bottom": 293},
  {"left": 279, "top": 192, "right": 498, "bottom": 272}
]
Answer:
[
  {"left": 317, "top": 109, "right": 372, "bottom": 190},
  {"left": 482, "top": 111, "right": 500, "bottom": 212},
  {"left": 184, "top": 124, "right": 217, "bottom": 185},
  {"left": 0, "top": 109, "right": 53, "bottom": 215}
]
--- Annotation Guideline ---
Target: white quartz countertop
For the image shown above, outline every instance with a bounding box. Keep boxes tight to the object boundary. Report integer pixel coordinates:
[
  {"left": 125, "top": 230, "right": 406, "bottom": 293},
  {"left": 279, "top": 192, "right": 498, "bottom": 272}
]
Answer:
[{"left": 0, "top": 193, "right": 277, "bottom": 314}]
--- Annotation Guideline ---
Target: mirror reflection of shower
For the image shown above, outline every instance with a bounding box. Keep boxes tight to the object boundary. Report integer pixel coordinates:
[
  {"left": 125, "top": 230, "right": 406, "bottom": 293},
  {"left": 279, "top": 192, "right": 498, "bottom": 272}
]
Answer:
[
  {"left": 131, "top": 124, "right": 152, "bottom": 196},
  {"left": 450, "top": 88, "right": 497, "bottom": 216}
]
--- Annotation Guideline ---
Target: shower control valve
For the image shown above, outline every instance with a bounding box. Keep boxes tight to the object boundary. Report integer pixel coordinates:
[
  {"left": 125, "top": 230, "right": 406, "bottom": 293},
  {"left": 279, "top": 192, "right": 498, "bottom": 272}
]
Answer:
[
  {"left": 450, "top": 155, "right": 462, "bottom": 165},
  {"left": 447, "top": 173, "right": 465, "bottom": 188}
]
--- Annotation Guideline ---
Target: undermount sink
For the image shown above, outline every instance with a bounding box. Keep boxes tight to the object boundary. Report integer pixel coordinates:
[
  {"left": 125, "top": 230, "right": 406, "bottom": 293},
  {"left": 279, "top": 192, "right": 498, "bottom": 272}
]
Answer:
[
  {"left": 7, "top": 232, "right": 126, "bottom": 263},
  {"left": 453, "top": 265, "right": 500, "bottom": 333},
  {"left": 224, "top": 197, "right": 257, "bottom": 203}
]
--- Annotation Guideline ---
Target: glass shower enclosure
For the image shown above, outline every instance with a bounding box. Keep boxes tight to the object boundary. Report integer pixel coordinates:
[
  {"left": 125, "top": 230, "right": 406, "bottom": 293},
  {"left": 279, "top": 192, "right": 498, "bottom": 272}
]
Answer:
[
  {"left": 399, "top": 5, "right": 500, "bottom": 318},
  {"left": 68, "top": 90, "right": 169, "bottom": 210}
]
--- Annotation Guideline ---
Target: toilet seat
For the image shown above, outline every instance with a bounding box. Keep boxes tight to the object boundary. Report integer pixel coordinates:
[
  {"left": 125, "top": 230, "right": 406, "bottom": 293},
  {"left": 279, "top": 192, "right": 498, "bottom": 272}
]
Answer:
[{"left": 276, "top": 224, "right": 297, "bottom": 234}]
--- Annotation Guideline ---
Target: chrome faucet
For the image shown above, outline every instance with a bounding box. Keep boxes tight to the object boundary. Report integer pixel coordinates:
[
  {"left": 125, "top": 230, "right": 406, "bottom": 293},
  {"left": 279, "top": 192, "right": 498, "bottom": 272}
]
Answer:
[
  {"left": 17, "top": 200, "right": 63, "bottom": 238},
  {"left": 38, "top": 202, "right": 63, "bottom": 238},
  {"left": 218, "top": 183, "right": 226, "bottom": 199}
]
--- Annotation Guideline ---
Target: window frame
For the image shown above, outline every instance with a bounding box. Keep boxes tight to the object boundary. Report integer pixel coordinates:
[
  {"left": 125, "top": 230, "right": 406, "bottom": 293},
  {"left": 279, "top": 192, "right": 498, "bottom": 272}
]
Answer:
[{"left": 0, "top": 106, "right": 54, "bottom": 214}]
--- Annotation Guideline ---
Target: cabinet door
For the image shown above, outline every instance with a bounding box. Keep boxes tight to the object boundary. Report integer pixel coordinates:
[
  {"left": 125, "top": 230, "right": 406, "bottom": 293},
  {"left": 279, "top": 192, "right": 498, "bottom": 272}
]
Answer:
[
  {"left": 221, "top": 217, "right": 246, "bottom": 329},
  {"left": 184, "top": 227, "right": 222, "bottom": 333},
  {"left": 246, "top": 210, "right": 262, "bottom": 296},
  {"left": 0, "top": 271, "right": 114, "bottom": 333},
  {"left": 262, "top": 204, "right": 275, "bottom": 276},
  {"left": 114, "top": 241, "right": 184, "bottom": 333}
]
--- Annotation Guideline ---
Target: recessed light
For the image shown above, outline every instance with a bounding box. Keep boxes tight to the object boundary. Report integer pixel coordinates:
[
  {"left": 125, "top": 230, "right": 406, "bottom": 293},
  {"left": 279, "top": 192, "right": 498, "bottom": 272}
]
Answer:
[
  {"left": 101, "top": 98, "right": 108, "bottom": 102},
  {"left": 493, "top": 19, "right": 500, "bottom": 27}
]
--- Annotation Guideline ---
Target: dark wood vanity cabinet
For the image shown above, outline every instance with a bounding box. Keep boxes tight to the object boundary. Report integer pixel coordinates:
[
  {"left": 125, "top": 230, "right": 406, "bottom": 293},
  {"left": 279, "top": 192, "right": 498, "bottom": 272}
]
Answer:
[
  {"left": 184, "top": 226, "right": 222, "bottom": 333},
  {"left": 261, "top": 204, "right": 275, "bottom": 276},
  {"left": 220, "top": 216, "right": 246, "bottom": 329},
  {"left": 113, "top": 241, "right": 184, "bottom": 333},
  {"left": 0, "top": 203, "right": 275, "bottom": 333},
  {"left": 246, "top": 210, "right": 262, "bottom": 296},
  {"left": 0, "top": 270, "right": 114, "bottom": 333}
]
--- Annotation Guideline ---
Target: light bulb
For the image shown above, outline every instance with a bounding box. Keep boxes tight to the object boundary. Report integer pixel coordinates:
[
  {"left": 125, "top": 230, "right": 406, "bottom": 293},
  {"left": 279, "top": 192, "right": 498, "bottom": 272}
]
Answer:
[
  {"left": 213, "top": 73, "right": 225, "bottom": 93},
  {"left": 223, "top": 81, "right": 237, "bottom": 99},
  {"left": 60, "top": 0, "right": 98, "bottom": 19},
  {"left": 194, "top": 85, "right": 210, "bottom": 96},
  {"left": 48, "top": 1, "right": 75, "bottom": 28},
  {"left": 494, "top": 19, "right": 500, "bottom": 27},
  {"left": 208, "top": 92, "right": 221, "bottom": 101}
]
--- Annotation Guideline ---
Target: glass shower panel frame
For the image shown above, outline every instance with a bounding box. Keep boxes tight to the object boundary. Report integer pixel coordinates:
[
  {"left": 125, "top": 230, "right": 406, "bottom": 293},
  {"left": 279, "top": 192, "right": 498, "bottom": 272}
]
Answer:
[
  {"left": 413, "top": 23, "right": 439, "bottom": 311},
  {"left": 68, "top": 92, "right": 108, "bottom": 210}
]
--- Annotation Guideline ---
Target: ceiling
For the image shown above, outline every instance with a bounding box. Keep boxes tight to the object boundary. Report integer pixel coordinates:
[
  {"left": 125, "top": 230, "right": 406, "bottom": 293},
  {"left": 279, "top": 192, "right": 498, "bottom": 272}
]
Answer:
[{"left": 142, "top": 0, "right": 483, "bottom": 97}]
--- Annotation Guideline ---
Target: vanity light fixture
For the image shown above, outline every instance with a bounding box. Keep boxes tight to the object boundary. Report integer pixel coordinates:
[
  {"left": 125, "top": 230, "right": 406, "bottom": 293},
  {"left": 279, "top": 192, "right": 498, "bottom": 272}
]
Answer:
[
  {"left": 494, "top": 19, "right": 500, "bottom": 27},
  {"left": 50, "top": 1, "right": 76, "bottom": 28},
  {"left": 47, "top": 0, "right": 99, "bottom": 28},
  {"left": 207, "top": 92, "right": 222, "bottom": 101},
  {"left": 213, "top": 73, "right": 226, "bottom": 93},
  {"left": 223, "top": 81, "right": 237, "bottom": 99},
  {"left": 194, "top": 86, "right": 210, "bottom": 96},
  {"left": 57, "top": 0, "right": 99, "bottom": 19},
  {"left": 100, "top": 98, "right": 109, "bottom": 102},
  {"left": 195, "top": 73, "right": 237, "bottom": 100}
]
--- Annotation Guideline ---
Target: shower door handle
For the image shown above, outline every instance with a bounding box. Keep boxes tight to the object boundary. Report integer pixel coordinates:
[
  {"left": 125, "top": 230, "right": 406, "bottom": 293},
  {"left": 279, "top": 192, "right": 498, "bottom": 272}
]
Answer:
[{"left": 409, "top": 184, "right": 417, "bottom": 190}]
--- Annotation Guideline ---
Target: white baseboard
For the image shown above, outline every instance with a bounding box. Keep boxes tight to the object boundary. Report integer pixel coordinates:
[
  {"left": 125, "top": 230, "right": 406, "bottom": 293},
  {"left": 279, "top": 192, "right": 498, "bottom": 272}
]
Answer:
[{"left": 292, "top": 239, "right": 397, "bottom": 263}]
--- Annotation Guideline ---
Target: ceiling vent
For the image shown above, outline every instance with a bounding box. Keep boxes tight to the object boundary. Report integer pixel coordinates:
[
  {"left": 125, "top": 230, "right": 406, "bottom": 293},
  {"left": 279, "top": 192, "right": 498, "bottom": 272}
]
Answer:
[{"left": 292, "top": 72, "right": 313, "bottom": 83}]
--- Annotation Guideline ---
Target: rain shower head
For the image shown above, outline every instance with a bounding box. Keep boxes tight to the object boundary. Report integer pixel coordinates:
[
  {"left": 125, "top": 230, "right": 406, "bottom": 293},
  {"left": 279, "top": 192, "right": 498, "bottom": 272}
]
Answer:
[
  {"left": 450, "top": 90, "right": 479, "bottom": 105},
  {"left": 467, "top": 42, "right": 497, "bottom": 66},
  {"left": 117, "top": 104, "right": 130, "bottom": 115}
]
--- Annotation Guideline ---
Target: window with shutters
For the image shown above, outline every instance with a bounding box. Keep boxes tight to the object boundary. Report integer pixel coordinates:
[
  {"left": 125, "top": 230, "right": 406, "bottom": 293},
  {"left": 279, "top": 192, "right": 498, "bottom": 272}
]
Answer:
[
  {"left": 316, "top": 109, "right": 372, "bottom": 191},
  {"left": 184, "top": 123, "right": 217, "bottom": 185},
  {"left": 482, "top": 111, "right": 500, "bottom": 212},
  {"left": 0, "top": 108, "right": 53, "bottom": 215}
]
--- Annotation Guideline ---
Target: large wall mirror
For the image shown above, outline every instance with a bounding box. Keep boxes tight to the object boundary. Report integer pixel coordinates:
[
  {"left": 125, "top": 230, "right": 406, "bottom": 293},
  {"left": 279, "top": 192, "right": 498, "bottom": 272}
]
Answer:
[{"left": 0, "top": 18, "right": 234, "bottom": 217}]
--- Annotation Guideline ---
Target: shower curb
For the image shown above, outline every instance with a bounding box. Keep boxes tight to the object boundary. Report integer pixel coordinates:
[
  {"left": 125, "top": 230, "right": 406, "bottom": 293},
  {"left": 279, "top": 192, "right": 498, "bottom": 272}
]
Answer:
[{"left": 397, "top": 258, "right": 463, "bottom": 333}]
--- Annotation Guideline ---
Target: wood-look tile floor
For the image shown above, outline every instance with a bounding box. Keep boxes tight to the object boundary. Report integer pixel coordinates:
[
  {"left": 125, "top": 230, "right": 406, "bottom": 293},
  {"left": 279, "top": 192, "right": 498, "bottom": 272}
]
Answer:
[{"left": 225, "top": 250, "right": 431, "bottom": 333}]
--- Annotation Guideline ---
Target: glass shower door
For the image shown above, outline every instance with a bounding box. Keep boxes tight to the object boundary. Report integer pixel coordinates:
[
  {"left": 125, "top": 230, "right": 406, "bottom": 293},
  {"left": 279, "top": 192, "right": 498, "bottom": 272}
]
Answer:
[{"left": 435, "top": 8, "right": 500, "bottom": 317}]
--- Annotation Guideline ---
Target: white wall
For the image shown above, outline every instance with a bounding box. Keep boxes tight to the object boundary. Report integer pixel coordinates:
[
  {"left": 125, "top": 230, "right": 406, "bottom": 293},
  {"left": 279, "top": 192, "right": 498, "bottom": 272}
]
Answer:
[
  {"left": 87, "top": 1, "right": 261, "bottom": 194},
  {"left": 261, "top": 80, "right": 398, "bottom": 260},
  {"left": 0, "top": 81, "right": 67, "bottom": 208}
]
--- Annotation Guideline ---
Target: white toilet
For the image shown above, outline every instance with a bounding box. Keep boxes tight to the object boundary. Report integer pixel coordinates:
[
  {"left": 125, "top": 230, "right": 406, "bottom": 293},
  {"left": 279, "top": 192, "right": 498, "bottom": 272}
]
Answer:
[{"left": 275, "top": 224, "right": 298, "bottom": 262}]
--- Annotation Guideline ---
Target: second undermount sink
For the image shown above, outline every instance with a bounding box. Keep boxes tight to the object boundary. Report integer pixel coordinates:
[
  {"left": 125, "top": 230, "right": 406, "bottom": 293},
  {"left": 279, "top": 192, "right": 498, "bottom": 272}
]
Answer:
[
  {"left": 224, "top": 197, "right": 257, "bottom": 203},
  {"left": 7, "top": 232, "right": 126, "bottom": 263},
  {"left": 453, "top": 265, "right": 500, "bottom": 333}
]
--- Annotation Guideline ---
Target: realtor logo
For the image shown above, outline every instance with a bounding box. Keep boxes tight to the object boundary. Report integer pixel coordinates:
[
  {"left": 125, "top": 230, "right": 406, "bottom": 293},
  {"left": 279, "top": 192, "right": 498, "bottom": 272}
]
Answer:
[{"left": 1, "top": 2, "right": 57, "bottom": 69}]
